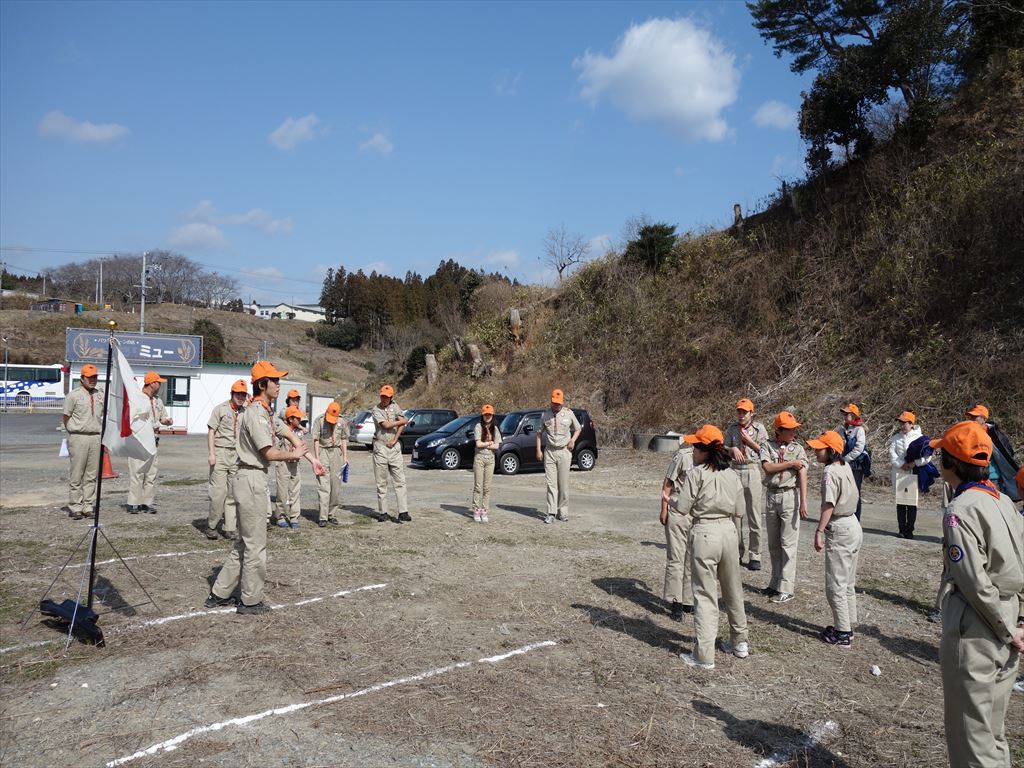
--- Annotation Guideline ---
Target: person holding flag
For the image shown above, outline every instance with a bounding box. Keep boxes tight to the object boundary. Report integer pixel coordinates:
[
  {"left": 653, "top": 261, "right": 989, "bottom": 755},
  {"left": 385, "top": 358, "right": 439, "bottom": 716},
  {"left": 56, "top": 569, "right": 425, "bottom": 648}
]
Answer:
[
  {"left": 126, "top": 372, "right": 172, "bottom": 514},
  {"left": 205, "top": 379, "right": 247, "bottom": 540},
  {"left": 62, "top": 364, "right": 103, "bottom": 520}
]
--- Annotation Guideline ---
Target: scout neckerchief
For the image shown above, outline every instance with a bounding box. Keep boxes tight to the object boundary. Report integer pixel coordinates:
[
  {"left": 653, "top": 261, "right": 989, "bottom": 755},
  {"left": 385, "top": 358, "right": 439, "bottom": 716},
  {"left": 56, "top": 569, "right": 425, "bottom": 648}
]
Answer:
[
  {"left": 229, "top": 399, "right": 241, "bottom": 436},
  {"left": 953, "top": 479, "right": 1000, "bottom": 500},
  {"left": 84, "top": 385, "right": 96, "bottom": 416}
]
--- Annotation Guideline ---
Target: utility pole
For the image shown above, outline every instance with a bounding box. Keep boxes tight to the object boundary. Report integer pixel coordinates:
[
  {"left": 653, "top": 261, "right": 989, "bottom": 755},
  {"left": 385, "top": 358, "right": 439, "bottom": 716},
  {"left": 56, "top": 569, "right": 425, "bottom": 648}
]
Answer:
[
  {"left": 140, "top": 252, "right": 147, "bottom": 332},
  {"left": 98, "top": 258, "right": 104, "bottom": 308},
  {"left": 260, "top": 340, "right": 272, "bottom": 360},
  {"left": 1, "top": 260, "right": 5, "bottom": 310},
  {"left": 2, "top": 337, "right": 9, "bottom": 412}
]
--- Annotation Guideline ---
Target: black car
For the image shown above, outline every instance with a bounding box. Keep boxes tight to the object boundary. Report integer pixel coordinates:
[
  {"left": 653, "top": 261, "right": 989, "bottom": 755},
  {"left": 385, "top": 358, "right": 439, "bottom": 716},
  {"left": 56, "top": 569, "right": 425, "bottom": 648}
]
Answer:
[
  {"left": 400, "top": 408, "right": 458, "bottom": 452},
  {"left": 496, "top": 408, "right": 598, "bottom": 475},
  {"left": 411, "top": 414, "right": 505, "bottom": 470}
]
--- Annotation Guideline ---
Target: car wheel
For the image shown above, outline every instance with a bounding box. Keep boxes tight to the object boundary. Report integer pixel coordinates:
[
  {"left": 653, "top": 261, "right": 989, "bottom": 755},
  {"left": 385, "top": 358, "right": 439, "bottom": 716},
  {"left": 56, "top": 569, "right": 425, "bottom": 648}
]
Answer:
[
  {"left": 576, "top": 448, "right": 596, "bottom": 471},
  {"left": 441, "top": 448, "right": 461, "bottom": 470},
  {"left": 500, "top": 452, "right": 520, "bottom": 476},
  {"left": 14, "top": 392, "right": 30, "bottom": 407}
]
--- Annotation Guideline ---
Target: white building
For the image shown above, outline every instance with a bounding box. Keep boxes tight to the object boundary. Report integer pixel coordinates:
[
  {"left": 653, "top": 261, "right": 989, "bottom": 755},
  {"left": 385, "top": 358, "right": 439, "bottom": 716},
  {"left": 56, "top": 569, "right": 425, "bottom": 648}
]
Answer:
[{"left": 246, "top": 302, "right": 326, "bottom": 323}]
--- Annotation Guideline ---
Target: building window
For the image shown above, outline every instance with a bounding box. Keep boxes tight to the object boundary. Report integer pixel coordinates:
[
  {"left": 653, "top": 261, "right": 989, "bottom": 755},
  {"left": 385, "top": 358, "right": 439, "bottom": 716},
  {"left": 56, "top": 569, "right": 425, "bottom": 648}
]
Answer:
[{"left": 159, "top": 376, "right": 191, "bottom": 406}]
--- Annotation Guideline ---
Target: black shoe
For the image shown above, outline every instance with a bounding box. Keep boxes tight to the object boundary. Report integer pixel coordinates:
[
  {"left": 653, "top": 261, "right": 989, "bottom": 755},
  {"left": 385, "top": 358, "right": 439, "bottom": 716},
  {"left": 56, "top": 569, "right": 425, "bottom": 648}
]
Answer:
[
  {"left": 204, "top": 527, "right": 220, "bottom": 540},
  {"left": 139, "top": 504, "right": 149, "bottom": 513},
  {"left": 328, "top": 518, "right": 340, "bottom": 526},
  {"left": 69, "top": 511, "right": 85, "bottom": 520},
  {"left": 763, "top": 586, "right": 779, "bottom": 596},
  {"left": 747, "top": 560, "right": 762, "bottom": 571},
  {"left": 904, "top": 531, "right": 914, "bottom": 540},
  {"left": 147, "top": 506, "right": 157, "bottom": 515},
  {"left": 204, "top": 593, "right": 236, "bottom": 608},
  {"left": 377, "top": 513, "right": 389, "bottom": 523},
  {"left": 127, "top": 505, "right": 140, "bottom": 515},
  {"left": 236, "top": 602, "right": 272, "bottom": 615},
  {"left": 398, "top": 512, "right": 412, "bottom": 523},
  {"left": 682, "top": 604, "right": 694, "bottom": 614},
  {"left": 670, "top": 601, "right": 684, "bottom": 621},
  {"left": 318, "top": 520, "right": 327, "bottom": 528}
]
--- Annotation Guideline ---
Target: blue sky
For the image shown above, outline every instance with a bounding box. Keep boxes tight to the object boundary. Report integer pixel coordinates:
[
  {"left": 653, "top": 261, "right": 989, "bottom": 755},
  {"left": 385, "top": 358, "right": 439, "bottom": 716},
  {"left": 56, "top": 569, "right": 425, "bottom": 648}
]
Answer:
[{"left": 1, "top": 0, "right": 809, "bottom": 303}]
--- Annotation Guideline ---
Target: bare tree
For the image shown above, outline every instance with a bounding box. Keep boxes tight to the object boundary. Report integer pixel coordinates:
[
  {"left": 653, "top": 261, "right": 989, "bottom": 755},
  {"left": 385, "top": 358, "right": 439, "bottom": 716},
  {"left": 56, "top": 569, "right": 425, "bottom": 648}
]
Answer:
[{"left": 542, "top": 224, "right": 591, "bottom": 283}]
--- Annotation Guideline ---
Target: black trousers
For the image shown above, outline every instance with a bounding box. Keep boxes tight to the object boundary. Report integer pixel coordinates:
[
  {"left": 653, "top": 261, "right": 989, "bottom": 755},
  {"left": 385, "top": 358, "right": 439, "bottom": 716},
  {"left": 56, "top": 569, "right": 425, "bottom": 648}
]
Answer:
[
  {"left": 851, "top": 469, "right": 864, "bottom": 521},
  {"left": 896, "top": 504, "right": 917, "bottom": 536}
]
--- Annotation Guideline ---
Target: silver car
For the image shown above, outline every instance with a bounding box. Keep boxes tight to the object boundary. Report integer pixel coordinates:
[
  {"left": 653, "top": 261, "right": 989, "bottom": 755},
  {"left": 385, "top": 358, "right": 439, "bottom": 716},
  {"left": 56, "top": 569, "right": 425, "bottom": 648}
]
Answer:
[{"left": 348, "top": 410, "right": 376, "bottom": 447}]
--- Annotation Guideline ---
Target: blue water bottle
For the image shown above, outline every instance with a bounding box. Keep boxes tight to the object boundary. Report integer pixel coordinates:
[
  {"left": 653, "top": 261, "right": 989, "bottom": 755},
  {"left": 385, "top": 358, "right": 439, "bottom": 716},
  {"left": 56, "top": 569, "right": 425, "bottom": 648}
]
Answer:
[{"left": 341, "top": 462, "right": 349, "bottom": 483}]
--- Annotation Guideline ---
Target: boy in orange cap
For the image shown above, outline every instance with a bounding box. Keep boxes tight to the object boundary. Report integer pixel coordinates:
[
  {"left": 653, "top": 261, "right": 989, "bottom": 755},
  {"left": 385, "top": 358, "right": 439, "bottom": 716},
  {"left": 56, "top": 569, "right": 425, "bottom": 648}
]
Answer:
[
  {"left": 537, "top": 388, "right": 582, "bottom": 524},
  {"left": 272, "top": 405, "right": 306, "bottom": 529},
  {"left": 932, "top": 421, "right": 1023, "bottom": 767},
  {"left": 808, "top": 430, "right": 862, "bottom": 647},
  {"left": 62, "top": 364, "right": 103, "bottom": 519},
  {"left": 724, "top": 398, "right": 769, "bottom": 570},
  {"left": 126, "top": 371, "right": 172, "bottom": 514},
  {"left": 312, "top": 402, "right": 349, "bottom": 527},
  {"left": 660, "top": 436, "right": 695, "bottom": 619},
  {"left": 759, "top": 411, "right": 809, "bottom": 603},
  {"left": 371, "top": 384, "right": 409, "bottom": 522},
  {"left": 205, "top": 379, "right": 248, "bottom": 539}
]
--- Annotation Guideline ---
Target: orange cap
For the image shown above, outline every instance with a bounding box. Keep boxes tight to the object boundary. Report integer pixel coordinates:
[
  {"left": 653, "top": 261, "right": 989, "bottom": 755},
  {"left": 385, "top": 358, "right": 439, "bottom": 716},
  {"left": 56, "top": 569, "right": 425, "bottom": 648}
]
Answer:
[
  {"left": 143, "top": 371, "right": 167, "bottom": 385},
  {"left": 683, "top": 424, "right": 725, "bottom": 446},
  {"left": 550, "top": 389, "right": 564, "bottom": 405},
  {"left": 773, "top": 411, "right": 801, "bottom": 430},
  {"left": 481, "top": 404, "right": 495, "bottom": 415},
  {"left": 806, "top": 430, "right": 844, "bottom": 454},
  {"left": 324, "top": 402, "right": 341, "bottom": 424},
  {"left": 929, "top": 421, "right": 992, "bottom": 467},
  {"left": 379, "top": 384, "right": 395, "bottom": 397},
  {"left": 230, "top": 379, "right": 248, "bottom": 394},
  {"left": 251, "top": 360, "right": 288, "bottom": 382},
  {"left": 284, "top": 405, "right": 305, "bottom": 421},
  {"left": 81, "top": 364, "right": 98, "bottom": 377},
  {"left": 287, "top": 389, "right": 301, "bottom": 400},
  {"left": 965, "top": 404, "right": 989, "bottom": 420},
  {"left": 735, "top": 398, "right": 755, "bottom": 412},
  {"left": 897, "top": 411, "right": 916, "bottom": 424},
  {"left": 840, "top": 403, "right": 861, "bottom": 417}
]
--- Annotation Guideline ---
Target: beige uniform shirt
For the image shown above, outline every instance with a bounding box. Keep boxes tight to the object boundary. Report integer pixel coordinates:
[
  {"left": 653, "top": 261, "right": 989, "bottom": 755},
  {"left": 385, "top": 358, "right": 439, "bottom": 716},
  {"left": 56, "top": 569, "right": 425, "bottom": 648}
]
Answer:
[
  {"left": 725, "top": 421, "right": 769, "bottom": 466},
  {"left": 145, "top": 395, "right": 167, "bottom": 429},
  {"left": 207, "top": 401, "right": 242, "bottom": 449},
  {"left": 63, "top": 385, "right": 103, "bottom": 434},
  {"left": 473, "top": 422, "right": 502, "bottom": 453},
  {"left": 237, "top": 401, "right": 274, "bottom": 470},
  {"left": 275, "top": 417, "right": 304, "bottom": 462},
  {"left": 760, "top": 440, "right": 808, "bottom": 489},
  {"left": 676, "top": 464, "right": 745, "bottom": 520},
  {"left": 822, "top": 462, "right": 859, "bottom": 519},
  {"left": 540, "top": 407, "right": 581, "bottom": 450},
  {"left": 312, "top": 415, "right": 348, "bottom": 449},
  {"left": 665, "top": 446, "right": 694, "bottom": 510},
  {"left": 371, "top": 403, "right": 403, "bottom": 444},
  {"left": 941, "top": 485, "right": 1024, "bottom": 644}
]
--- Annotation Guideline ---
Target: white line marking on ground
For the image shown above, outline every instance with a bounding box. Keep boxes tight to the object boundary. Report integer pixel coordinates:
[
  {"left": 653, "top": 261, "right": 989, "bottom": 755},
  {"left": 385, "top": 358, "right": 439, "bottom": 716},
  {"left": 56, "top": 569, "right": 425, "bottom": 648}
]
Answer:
[
  {"left": 68, "top": 549, "right": 219, "bottom": 570},
  {"left": 105, "top": 640, "right": 557, "bottom": 767},
  {"left": 0, "top": 583, "right": 388, "bottom": 654},
  {"left": 752, "top": 720, "right": 839, "bottom": 767}
]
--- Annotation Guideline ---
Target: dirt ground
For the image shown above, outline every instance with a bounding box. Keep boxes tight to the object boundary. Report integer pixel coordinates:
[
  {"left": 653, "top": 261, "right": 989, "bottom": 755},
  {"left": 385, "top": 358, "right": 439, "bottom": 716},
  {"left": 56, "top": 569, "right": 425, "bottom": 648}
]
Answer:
[{"left": 0, "top": 414, "right": 1021, "bottom": 768}]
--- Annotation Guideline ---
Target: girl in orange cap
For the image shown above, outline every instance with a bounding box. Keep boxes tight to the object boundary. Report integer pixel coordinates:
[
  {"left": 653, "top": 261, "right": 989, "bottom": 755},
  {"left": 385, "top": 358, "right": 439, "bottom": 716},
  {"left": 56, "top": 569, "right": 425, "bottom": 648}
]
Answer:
[
  {"left": 887, "top": 411, "right": 928, "bottom": 538},
  {"left": 837, "top": 403, "right": 868, "bottom": 521},
  {"left": 808, "top": 431, "right": 862, "bottom": 648},
  {"left": 472, "top": 405, "right": 502, "bottom": 522}
]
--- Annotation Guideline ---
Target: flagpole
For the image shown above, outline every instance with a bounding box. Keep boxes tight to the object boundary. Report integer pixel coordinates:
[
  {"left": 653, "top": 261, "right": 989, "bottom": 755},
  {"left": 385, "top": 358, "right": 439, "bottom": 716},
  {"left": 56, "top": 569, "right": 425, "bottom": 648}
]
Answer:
[{"left": 87, "top": 321, "right": 117, "bottom": 610}]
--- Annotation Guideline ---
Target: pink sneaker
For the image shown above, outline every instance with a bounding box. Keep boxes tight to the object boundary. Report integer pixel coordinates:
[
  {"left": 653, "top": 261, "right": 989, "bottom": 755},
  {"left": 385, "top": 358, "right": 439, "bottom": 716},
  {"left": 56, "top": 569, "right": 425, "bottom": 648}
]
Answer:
[{"left": 473, "top": 507, "right": 482, "bottom": 522}]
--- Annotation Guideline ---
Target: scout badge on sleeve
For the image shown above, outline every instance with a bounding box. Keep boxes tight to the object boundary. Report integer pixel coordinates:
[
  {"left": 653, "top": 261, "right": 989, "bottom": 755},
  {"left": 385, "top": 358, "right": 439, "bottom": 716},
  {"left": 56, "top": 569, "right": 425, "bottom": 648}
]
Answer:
[{"left": 947, "top": 545, "right": 964, "bottom": 562}]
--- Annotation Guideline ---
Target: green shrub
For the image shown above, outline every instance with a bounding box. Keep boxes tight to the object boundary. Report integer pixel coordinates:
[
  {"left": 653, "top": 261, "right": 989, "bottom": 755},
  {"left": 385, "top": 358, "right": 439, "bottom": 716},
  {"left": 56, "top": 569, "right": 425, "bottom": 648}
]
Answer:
[{"left": 315, "top": 321, "right": 362, "bottom": 351}]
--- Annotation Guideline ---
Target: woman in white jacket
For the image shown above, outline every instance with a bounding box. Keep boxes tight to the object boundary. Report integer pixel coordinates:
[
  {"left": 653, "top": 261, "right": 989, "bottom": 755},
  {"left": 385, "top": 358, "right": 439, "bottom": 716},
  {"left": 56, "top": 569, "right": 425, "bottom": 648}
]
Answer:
[{"left": 887, "top": 411, "right": 928, "bottom": 538}]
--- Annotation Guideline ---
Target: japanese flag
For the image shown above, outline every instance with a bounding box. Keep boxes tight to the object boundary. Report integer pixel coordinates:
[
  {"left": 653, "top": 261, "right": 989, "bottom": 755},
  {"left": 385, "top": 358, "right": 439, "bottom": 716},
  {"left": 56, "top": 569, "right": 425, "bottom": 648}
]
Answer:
[{"left": 102, "top": 342, "right": 157, "bottom": 460}]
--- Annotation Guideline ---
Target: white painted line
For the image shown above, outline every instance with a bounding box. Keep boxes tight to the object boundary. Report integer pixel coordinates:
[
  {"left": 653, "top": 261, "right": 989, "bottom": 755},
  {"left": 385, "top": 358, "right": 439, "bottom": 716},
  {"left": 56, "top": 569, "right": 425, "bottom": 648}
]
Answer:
[
  {"left": 0, "top": 583, "right": 388, "bottom": 655},
  {"left": 67, "top": 549, "right": 219, "bottom": 570},
  {"left": 106, "top": 640, "right": 557, "bottom": 767},
  {"left": 752, "top": 720, "right": 839, "bottom": 767}
]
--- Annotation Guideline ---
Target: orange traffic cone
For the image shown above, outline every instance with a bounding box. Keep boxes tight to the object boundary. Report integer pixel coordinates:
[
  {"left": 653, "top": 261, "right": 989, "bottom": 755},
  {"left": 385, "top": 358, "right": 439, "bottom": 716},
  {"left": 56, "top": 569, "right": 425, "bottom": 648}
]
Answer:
[{"left": 101, "top": 448, "right": 119, "bottom": 479}]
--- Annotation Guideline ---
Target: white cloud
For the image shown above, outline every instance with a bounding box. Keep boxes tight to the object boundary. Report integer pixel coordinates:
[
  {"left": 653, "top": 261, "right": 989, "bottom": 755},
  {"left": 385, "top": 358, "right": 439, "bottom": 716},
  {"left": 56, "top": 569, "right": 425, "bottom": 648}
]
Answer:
[
  {"left": 358, "top": 132, "right": 393, "bottom": 157},
  {"left": 247, "top": 266, "right": 285, "bottom": 280},
  {"left": 38, "top": 110, "right": 128, "bottom": 143},
  {"left": 268, "top": 114, "right": 321, "bottom": 151},
  {"left": 186, "top": 200, "right": 292, "bottom": 235},
  {"left": 168, "top": 222, "right": 228, "bottom": 250},
  {"left": 754, "top": 100, "right": 798, "bottom": 130},
  {"left": 587, "top": 234, "right": 612, "bottom": 256},
  {"left": 483, "top": 249, "right": 520, "bottom": 269},
  {"left": 574, "top": 18, "right": 739, "bottom": 142},
  {"left": 363, "top": 261, "right": 392, "bottom": 275},
  {"left": 492, "top": 69, "right": 523, "bottom": 96}
]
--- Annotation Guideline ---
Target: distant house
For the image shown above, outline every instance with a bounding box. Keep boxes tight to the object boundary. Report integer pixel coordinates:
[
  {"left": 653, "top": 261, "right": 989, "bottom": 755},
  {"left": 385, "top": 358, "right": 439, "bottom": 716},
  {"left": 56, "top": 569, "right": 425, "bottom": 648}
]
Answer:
[
  {"left": 246, "top": 302, "right": 326, "bottom": 323},
  {"left": 30, "top": 298, "right": 82, "bottom": 315}
]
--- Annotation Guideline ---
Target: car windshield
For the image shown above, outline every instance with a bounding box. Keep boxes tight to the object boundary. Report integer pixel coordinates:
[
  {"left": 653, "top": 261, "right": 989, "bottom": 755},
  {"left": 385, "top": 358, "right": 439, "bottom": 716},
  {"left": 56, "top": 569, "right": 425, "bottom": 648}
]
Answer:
[
  {"left": 499, "top": 414, "right": 522, "bottom": 434},
  {"left": 436, "top": 415, "right": 477, "bottom": 434}
]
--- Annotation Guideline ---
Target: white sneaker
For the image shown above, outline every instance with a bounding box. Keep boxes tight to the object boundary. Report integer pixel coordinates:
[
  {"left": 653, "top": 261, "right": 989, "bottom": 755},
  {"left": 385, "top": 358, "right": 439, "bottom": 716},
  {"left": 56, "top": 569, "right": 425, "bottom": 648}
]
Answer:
[
  {"left": 473, "top": 508, "right": 482, "bottom": 522},
  {"left": 543, "top": 514, "right": 555, "bottom": 524},
  {"left": 720, "top": 640, "right": 749, "bottom": 659},
  {"left": 1014, "top": 676, "right": 1024, "bottom": 693},
  {"left": 679, "top": 652, "right": 714, "bottom": 670},
  {"left": 481, "top": 510, "right": 489, "bottom": 523}
]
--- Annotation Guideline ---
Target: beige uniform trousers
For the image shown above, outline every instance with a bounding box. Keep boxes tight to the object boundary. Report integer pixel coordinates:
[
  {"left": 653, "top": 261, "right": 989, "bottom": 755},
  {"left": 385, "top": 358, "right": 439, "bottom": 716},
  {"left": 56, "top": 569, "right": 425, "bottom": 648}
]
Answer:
[
  {"left": 690, "top": 518, "right": 748, "bottom": 665},
  {"left": 128, "top": 452, "right": 159, "bottom": 506},
  {"left": 208, "top": 447, "right": 238, "bottom": 533},
  {"left": 733, "top": 465, "right": 764, "bottom": 563},
  {"left": 316, "top": 447, "right": 345, "bottom": 522},
  {"left": 472, "top": 451, "right": 495, "bottom": 511},
  {"left": 544, "top": 446, "right": 571, "bottom": 519},
  {"left": 274, "top": 460, "right": 301, "bottom": 522},
  {"left": 663, "top": 508, "right": 693, "bottom": 606},
  {"left": 372, "top": 441, "right": 408, "bottom": 516},
  {"left": 67, "top": 432, "right": 101, "bottom": 514},
  {"left": 766, "top": 487, "right": 801, "bottom": 594},
  {"left": 824, "top": 516, "right": 862, "bottom": 632},
  {"left": 941, "top": 592, "right": 1019, "bottom": 768},
  {"left": 213, "top": 467, "right": 269, "bottom": 606}
]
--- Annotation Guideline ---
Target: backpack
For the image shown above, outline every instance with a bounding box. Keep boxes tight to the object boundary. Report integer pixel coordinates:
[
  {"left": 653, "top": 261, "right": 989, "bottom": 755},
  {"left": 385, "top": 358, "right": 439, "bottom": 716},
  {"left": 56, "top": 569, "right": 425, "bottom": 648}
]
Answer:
[
  {"left": 988, "top": 423, "right": 1020, "bottom": 501},
  {"left": 842, "top": 426, "right": 873, "bottom": 478}
]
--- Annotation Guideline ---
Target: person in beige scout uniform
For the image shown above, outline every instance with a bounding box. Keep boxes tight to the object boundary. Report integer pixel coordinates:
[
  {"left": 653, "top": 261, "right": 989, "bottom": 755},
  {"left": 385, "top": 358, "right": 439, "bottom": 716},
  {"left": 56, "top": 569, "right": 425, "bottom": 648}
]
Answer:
[
  {"left": 206, "top": 361, "right": 320, "bottom": 615},
  {"left": 660, "top": 440, "right": 695, "bottom": 619},
  {"left": 675, "top": 425, "right": 749, "bottom": 671},
  {"left": 272, "top": 405, "right": 306, "bottom": 530},
  {"left": 931, "top": 421, "right": 1023, "bottom": 767},
  {"left": 472, "top": 405, "right": 501, "bottom": 522},
  {"left": 312, "top": 402, "right": 348, "bottom": 527},
  {"left": 807, "top": 430, "right": 862, "bottom": 648},
  {"left": 371, "top": 384, "right": 409, "bottom": 522},
  {"left": 537, "top": 388, "right": 582, "bottom": 525},
  {"left": 760, "top": 411, "right": 809, "bottom": 603},
  {"left": 127, "top": 371, "right": 172, "bottom": 514},
  {"left": 205, "top": 379, "right": 247, "bottom": 540},
  {"left": 62, "top": 363, "right": 103, "bottom": 520},
  {"left": 724, "top": 398, "right": 769, "bottom": 571}
]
